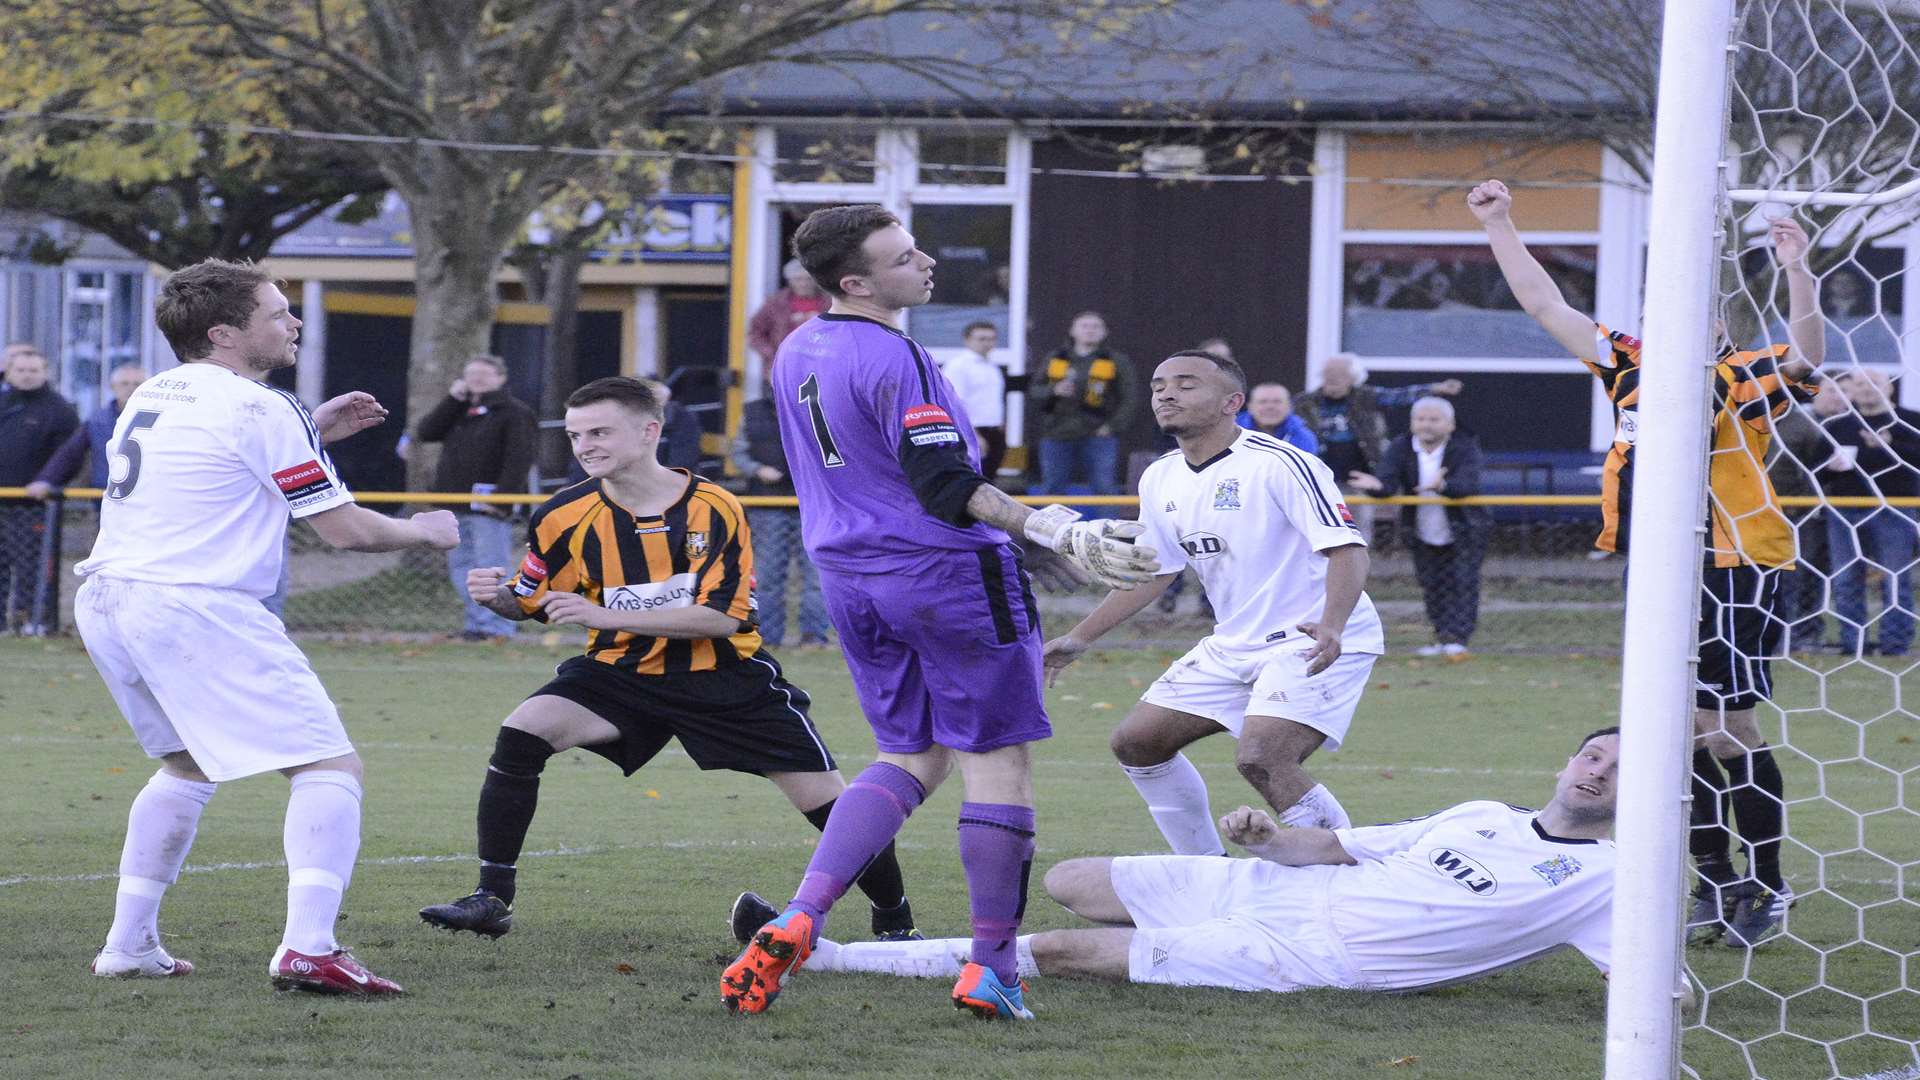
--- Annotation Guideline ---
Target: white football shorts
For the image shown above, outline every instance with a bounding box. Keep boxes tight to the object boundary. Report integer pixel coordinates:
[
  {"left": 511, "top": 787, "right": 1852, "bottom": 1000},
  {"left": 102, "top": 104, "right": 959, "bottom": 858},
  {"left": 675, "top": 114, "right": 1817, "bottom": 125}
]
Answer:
[
  {"left": 1111, "top": 855, "right": 1359, "bottom": 992},
  {"left": 1139, "top": 636, "right": 1377, "bottom": 750},
  {"left": 75, "top": 576, "right": 353, "bottom": 782}
]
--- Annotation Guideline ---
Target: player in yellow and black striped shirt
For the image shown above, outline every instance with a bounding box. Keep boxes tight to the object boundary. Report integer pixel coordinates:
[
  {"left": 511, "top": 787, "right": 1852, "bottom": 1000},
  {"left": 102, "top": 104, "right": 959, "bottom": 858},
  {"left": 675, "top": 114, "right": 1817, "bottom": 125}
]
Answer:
[
  {"left": 1471, "top": 180, "right": 1823, "bottom": 947},
  {"left": 418, "top": 377, "right": 920, "bottom": 941}
]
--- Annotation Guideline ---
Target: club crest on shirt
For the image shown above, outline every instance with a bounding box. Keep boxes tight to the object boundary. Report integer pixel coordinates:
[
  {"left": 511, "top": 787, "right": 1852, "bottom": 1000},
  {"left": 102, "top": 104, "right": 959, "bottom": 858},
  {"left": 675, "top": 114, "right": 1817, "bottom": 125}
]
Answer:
[
  {"left": 684, "top": 531, "right": 711, "bottom": 560},
  {"left": 1531, "top": 853, "right": 1584, "bottom": 887},
  {"left": 1212, "top": 478, "right": 1241, "bottom": 511}
]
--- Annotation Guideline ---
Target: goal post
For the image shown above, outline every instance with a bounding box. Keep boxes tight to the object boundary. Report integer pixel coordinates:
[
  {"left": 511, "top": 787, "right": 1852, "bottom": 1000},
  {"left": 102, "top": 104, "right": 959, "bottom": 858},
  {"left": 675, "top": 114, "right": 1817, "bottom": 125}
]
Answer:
[{"left": 1604, "top": 1, "right": 1737, "bottom": 1077}]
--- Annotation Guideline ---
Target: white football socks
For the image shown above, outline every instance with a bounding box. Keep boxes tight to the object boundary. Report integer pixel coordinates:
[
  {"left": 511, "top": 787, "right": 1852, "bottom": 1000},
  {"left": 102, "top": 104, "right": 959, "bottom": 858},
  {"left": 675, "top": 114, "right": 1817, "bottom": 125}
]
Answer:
[
  {"left": 806, "top": 935, "right": 1042, "bottom": 979},
  {"left": 280, "top": 770, "right": 362, "bottom": 956},
  {"left": 1278, "top": 783, "right": 1352, "bottom": 831},
  {"left": 105, "top": 771, "right": 216, "bottom": 956},
  {"left": 1121, "top": 754, "right": 1225, "bottom": 855}
]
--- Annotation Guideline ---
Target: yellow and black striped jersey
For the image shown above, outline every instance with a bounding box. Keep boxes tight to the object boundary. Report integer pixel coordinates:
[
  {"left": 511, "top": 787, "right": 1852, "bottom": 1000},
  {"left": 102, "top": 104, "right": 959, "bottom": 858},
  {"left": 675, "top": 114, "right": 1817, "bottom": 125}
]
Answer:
[
  {"left": 1585, "top": 323, "right": 1813, "bottom": 569},
  {"left": 507, "top": 472, "right": 760, "bottom": 673}
]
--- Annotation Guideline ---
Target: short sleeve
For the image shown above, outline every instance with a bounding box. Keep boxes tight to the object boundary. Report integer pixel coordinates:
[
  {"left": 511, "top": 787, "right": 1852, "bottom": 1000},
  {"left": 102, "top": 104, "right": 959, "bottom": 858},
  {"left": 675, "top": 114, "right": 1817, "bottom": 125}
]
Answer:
[
  {"left": 1134, "top": 465, "right": 1188, "bottom": 575},
  {"left": 694, "top": 490, "right": 754, "bottom": 620},
  {"left": 237, "top": 390, "right": 352, "bottom": 519},
  {"left": 1583, "top": 323, "right": 1642, "bottom": 403},
  {"left": 1267, "top": 449, "right": 1366, "bottom": 553},
  {"left": 506, "top": 501, "right": 581, "bottom": 619},
  {"left": 1332, "top": 806, "right": 1453, "bottom": 862},
  {"left": 1723, "top": 346, "right": 1813, "bottom": 434}
]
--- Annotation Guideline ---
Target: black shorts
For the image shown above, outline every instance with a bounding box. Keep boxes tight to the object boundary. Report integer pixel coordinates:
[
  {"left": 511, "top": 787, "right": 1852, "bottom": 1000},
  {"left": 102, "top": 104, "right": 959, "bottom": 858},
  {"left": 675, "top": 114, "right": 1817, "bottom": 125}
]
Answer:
[
  {"left": 1696, "top": 564, "right": 1784, "bottom": 712},
  {"left": 529, "top": 652, "right": 835, "bottom": 777}
]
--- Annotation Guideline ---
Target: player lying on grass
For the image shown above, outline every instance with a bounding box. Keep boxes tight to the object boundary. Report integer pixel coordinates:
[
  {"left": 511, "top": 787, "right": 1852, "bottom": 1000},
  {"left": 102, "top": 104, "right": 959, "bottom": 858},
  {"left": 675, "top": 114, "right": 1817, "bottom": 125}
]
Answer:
[
  {"left": 1044, "top": 349, "right": 1382, "bottom": 848},
  {"left": 419, "top": 376, "right": 919, "bottom": 942},
  {"left": 733, "top": 729, "right": 1689, "bottom": 1009}
]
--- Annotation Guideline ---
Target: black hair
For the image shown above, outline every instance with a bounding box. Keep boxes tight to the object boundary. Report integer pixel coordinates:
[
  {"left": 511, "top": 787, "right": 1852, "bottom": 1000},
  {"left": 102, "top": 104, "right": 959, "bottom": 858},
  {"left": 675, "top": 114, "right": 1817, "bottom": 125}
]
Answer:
[{"left": 1162, "top": 348, "right": 1248, "bottom": 395}]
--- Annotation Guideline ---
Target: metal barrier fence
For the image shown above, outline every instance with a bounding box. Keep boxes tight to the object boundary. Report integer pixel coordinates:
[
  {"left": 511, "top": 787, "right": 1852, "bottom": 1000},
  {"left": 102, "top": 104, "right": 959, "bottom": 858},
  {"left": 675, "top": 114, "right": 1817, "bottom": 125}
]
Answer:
[{"left": 1, "top": 487, "right": 1901, "bottom": 656}]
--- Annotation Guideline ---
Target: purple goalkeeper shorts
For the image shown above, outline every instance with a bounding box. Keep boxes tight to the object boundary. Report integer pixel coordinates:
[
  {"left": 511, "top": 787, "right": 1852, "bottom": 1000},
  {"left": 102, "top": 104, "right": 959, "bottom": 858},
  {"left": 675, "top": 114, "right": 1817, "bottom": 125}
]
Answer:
[{"left": 816, "top": 543, "right": 1051, "bottom": 754}]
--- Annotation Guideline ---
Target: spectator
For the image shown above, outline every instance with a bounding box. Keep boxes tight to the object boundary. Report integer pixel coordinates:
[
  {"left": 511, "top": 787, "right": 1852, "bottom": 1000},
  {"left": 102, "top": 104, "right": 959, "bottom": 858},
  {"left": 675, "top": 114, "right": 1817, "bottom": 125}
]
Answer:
[
  {"left": 415, "top": 354, "right": 538, "bottom": 641},
  {"left": 747, "top": 258, "right": 830, "bottom": 365},
  {"left": 1349, "top": 397, "right": 1491, "bottom": 657},
  {"left": 730, "top": 387, "right": 829, "bottom": 647},
  {"left": 1030, "top": 311, "right": 1137, "bottom": 495},
  {"left": 1236, "top": 382, "right": 1318, "bottom": 453},
  {"left": 1766, "top": 376, "right": 1843, "bottom": 652},
  {"left": 653, "top": 378, "right": 706, "bottom": 473},
  {"left": 1816, "top": 368, "right": 1920, "bottom": 657},
  {"left": 29, "top": 364, "right": 148, "bottom": 498},
  {"left": 939, "top": 322, "right": 1008, "bottom": 479},
  {"left": 1294, "top": 352, "right": 1462, "bottom": 542},
  {"left": 0, "top": 347, "right": 79, "bottom": 634}
]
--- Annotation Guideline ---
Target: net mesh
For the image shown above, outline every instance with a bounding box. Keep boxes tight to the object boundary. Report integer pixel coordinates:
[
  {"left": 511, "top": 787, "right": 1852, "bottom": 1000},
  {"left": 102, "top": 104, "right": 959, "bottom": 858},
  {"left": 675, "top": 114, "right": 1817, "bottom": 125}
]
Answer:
[{"left": 1685, "top": 2, "right": 1920, "bottom": 1077}]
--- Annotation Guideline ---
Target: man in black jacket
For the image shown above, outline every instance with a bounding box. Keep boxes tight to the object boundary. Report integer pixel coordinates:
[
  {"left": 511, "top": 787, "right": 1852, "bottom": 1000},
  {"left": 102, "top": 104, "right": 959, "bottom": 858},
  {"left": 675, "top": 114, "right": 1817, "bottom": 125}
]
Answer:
[
  {"left": 0, "top": 348, "right": 79, "bottom": 634},
  {"left": 1350, "top": 397, "right": 1491, "bottom": 657},
  {"left": 415, "top": 355, "right": 538, "bottom": 640},
  {"left": 1816, "top": 368, "right": 1920, "bottom": 657}
]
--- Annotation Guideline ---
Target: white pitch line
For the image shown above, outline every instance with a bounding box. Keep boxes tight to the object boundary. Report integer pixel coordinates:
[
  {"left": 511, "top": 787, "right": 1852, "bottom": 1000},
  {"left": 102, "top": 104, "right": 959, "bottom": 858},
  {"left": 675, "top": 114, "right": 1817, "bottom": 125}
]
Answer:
[{"left": 0, "top": 733, "right": 1554, "bottom": 778}]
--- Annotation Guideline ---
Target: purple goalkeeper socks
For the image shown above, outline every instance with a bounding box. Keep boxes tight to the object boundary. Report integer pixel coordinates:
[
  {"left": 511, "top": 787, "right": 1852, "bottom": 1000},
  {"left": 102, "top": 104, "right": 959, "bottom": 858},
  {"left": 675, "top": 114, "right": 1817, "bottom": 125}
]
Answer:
[
  {"left": 958, "top": 802, "right": 1037, "bottom": 985},
  {"left": 789, "top": 762, "right": 926, "bottom": 934}
]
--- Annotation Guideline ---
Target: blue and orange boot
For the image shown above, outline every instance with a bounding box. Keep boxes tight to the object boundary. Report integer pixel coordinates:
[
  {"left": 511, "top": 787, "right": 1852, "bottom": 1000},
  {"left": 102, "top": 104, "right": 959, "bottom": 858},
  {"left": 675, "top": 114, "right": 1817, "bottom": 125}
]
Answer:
[
  {"left": 720, "top": 908, "right": 814, "bottom": 1014},
  {"left": 952, "top": 962, "right": 1034, "bottom": 1020}
]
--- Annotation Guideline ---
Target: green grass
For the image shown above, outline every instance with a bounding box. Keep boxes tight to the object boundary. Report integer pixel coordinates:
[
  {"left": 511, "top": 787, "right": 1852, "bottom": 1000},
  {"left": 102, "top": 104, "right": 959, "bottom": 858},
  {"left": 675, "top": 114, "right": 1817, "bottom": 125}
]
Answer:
[{"left": 2, "top": 638, "right": 1915, "bottom": 1080}]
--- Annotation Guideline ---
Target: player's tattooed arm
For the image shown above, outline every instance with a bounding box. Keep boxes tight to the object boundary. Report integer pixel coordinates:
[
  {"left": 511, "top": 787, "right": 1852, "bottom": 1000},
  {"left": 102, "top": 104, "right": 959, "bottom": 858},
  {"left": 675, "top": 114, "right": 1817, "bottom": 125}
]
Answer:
[
  {"left": 964, "top": 483, "right": 1037, "bottom": 535},
  {"left": 467, "top": 567, "right": 534, "bottom": 621}
]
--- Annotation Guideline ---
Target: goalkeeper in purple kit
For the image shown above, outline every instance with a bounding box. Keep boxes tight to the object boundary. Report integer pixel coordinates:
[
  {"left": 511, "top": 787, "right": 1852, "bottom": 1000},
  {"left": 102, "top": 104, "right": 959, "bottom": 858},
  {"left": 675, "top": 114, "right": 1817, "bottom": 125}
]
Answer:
[{"left": 720, "top": 204, "right": 1158, "bottom": 1020}]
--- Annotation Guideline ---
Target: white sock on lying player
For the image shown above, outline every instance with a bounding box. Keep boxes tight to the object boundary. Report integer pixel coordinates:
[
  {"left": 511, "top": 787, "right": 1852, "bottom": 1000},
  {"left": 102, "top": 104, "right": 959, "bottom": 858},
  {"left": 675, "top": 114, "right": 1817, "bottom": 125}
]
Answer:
[
  {"left": 1277, "top": 783, "right": 1351, "bottom": 831},
  {"left": 1121, "top": 754, "right": 1226, "bottom": 855},
  {"left": 805, "top": 934, "right": 1042, "bottom": 980}
]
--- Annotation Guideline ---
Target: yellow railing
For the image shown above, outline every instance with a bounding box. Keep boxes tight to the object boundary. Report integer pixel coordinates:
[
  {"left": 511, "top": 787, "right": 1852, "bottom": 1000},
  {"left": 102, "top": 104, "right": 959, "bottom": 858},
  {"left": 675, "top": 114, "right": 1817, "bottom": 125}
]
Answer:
[{"left": 7, "top": 488, "right": 1917, "bottom": 509}]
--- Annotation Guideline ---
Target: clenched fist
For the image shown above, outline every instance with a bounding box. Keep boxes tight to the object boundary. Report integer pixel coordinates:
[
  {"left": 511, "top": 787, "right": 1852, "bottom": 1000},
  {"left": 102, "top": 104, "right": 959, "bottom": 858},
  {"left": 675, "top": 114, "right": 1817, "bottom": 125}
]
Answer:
[
  {"left": 1466, "top": 179, "right": 1512, "bottom": 225},
  {"left": 467, "top": 566, "right": 510, "bottom": 604}
]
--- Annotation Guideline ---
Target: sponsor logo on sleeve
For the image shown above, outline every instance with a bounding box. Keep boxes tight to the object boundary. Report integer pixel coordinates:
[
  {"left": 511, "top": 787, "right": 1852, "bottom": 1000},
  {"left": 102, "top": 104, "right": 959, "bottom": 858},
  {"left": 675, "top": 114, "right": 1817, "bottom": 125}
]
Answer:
[
  {"left": 511, "top": 551, "right": 548, "bottom": 597},
  {"left": 272, "top": 460, "right": 338, "bottom": 510},
  {"left": 1337, "top": 502, "right": 1359, "bottom": 529},
  {"left": 902, "top": 403, "right": 961, "bottom": 446}
]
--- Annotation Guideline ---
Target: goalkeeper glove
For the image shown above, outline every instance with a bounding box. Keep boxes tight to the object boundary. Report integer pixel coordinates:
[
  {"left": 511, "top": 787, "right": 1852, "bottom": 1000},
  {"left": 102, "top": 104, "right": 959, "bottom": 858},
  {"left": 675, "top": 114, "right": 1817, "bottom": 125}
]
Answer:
[{"left": 1023, "top": 505, "right": 1160, "bottom": 590}]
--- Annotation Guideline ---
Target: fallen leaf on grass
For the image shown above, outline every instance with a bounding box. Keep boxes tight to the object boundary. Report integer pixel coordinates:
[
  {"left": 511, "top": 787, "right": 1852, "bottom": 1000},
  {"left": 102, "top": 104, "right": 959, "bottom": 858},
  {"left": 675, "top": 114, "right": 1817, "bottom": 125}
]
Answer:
[
  {"left": 645, "top": 790, "right": 660, "bottom": 799},
  {"left": 1379, "top": 769, "right": 1394, "bottom": 780},
  {"left": 614, "top": 963, "right": 635, "bottom": 974},
  {"left": 1090, "top": 702, "right": 1114, "bottom": 710},
  {"left": 106, "top": 767, "right": 123, "bottom": 774},
  {"left": 1386, "top": 1056, "right": 1418, "bottom": 1067}
]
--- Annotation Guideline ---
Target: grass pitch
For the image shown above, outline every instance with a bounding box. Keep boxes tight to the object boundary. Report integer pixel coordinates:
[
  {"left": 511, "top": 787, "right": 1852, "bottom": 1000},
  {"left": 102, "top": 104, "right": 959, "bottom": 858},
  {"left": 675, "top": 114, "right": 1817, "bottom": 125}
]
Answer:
[{"left": 2, "top": 636, "right": 1914, "bottom": 1080}]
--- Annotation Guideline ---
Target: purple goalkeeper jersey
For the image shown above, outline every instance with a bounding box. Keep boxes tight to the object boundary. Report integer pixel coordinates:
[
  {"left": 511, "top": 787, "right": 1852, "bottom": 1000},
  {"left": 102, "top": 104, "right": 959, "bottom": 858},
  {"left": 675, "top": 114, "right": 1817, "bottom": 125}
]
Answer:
[{"left": 771, "top": 312, "right": 1008, "bottom": 573}]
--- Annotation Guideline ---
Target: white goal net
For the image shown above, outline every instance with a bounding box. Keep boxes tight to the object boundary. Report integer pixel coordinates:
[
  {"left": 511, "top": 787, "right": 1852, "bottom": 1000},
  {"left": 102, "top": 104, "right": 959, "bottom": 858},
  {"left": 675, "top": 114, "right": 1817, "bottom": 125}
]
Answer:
[{"left": 1627, "top": 2, "right": 1920, "bottom": 1078}]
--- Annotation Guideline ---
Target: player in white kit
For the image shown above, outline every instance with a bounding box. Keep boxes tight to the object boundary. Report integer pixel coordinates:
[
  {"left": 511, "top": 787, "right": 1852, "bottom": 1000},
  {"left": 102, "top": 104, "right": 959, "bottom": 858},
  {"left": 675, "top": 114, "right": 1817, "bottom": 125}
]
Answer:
[
  {"left": 75, "top": 259, "right": 459, "bottom": 994},
  {"left": 1045, "top": 350, "right": 1384, "bottom": 851},
  {"left": 765, "top": 728, "right": 1639, "bottom": 1003}
]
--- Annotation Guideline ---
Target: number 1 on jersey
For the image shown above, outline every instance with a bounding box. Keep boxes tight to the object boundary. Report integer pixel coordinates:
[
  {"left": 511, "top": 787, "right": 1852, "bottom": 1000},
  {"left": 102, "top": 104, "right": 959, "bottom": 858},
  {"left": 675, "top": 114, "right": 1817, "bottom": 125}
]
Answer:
[{"left": 797, "top": 372, "right": 846, "bottom": 468}]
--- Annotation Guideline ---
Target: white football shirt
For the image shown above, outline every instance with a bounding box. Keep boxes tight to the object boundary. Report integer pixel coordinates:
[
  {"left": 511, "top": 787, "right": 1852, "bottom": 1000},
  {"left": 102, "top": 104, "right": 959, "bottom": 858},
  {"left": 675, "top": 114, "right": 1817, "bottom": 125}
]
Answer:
[
  {"left": 1136, "top": 428, "right": 1384, "bottom": 656},
  {"left": 1327, "top": 800, "right": 1615, "bottom": 989},
  {"left": 937, "top": 350, "right": 1006, "bottom": 427},
  {"left": 76, "top": 363, "right": 353, "bottom": 598}
]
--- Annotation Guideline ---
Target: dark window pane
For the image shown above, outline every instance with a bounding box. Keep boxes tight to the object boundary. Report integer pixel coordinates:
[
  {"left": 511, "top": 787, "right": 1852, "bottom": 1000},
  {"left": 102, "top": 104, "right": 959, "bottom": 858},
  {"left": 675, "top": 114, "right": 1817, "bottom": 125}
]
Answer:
[{"left": 1343, "top": 244, "right": 1598, "bottom": 358}]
